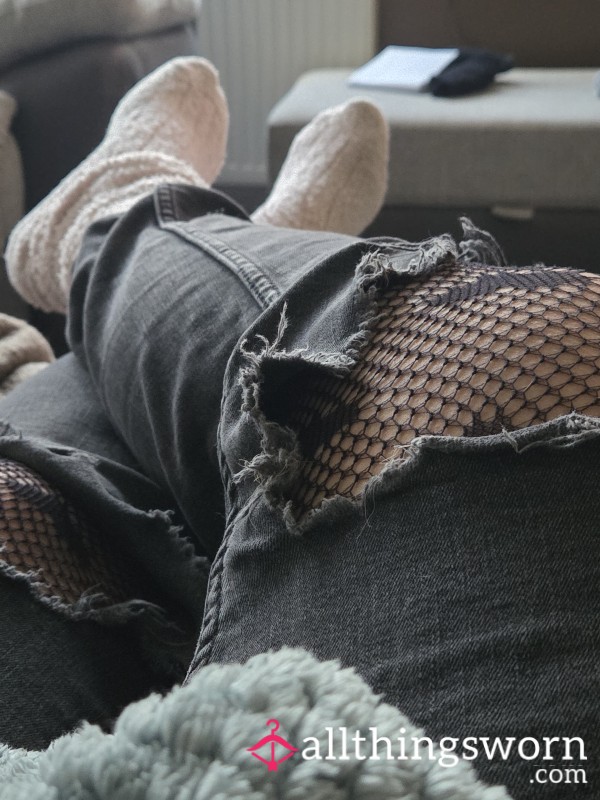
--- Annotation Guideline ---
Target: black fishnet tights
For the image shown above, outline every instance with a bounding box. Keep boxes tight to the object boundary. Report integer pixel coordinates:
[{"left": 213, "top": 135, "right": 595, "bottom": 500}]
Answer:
[
  {"left": 0, "top": 459, "right": 129, "bottom": 607},
  {"left": 288, "top": 264, "right": 600, "bottom": 518}
]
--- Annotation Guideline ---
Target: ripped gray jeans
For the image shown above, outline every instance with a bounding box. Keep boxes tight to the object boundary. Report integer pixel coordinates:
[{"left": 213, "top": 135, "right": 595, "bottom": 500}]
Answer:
[{"left": 0, "top": 185, "right": 597, "bottom": 797}]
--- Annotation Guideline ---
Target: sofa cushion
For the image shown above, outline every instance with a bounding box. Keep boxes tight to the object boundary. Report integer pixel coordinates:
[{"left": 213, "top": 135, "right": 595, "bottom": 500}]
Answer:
[
  {"left": 0, "top": 91, "right": 24, "bottom": 248},
  {"left": 0, "top": 0, "right": 195, "bottom": 72},
  {"left": 268, "top": 68, "right": 600, "bottom": 210}
]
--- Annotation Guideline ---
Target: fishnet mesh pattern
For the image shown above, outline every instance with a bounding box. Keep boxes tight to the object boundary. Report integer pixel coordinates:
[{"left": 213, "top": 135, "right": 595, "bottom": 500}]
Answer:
[
  {"left": 0, "top": 459, "right": 130, "bottom": 607},
  {"left": 289, "top": 264, "right": 600, "bottom": 518}
]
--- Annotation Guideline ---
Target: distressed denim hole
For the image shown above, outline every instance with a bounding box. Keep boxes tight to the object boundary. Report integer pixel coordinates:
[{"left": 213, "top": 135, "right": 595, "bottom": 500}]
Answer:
[{"left": 241, "top": 261, "right": 600, "bottom": 525}]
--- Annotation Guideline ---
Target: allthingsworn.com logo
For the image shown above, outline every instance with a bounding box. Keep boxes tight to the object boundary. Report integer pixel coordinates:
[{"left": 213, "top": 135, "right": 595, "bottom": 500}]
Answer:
[
  {"left": 247, "top": 720, "right": 588, "bottom": 786},
  {"left": 247, "top": 719, "right": 299, "bottom": 771}
]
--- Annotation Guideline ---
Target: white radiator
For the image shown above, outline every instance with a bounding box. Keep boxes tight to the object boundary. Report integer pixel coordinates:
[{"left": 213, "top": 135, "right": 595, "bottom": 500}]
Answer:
[{"left": 197, "top": 0, "right": 376, "bottom": 184}]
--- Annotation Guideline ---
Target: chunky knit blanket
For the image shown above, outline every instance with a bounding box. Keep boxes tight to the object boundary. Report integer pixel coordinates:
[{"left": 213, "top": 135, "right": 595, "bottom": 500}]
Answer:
[
  {"left": 0, "top": 312, "right": 53, "bottom": 397},
  {"left": 0, "top": 648, "right": 511, "bottom": 799}
]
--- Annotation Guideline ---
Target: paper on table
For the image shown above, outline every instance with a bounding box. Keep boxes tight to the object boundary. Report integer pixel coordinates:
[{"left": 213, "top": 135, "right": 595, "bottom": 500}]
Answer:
[{"left": 348, "top": 45, "right": 460, "bottom": 92}]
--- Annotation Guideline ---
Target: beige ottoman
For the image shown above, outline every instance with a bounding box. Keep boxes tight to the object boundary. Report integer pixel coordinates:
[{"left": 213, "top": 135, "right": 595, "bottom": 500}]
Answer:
[{"left": 268, "top": 68, "right": 600, "bottom": 270}]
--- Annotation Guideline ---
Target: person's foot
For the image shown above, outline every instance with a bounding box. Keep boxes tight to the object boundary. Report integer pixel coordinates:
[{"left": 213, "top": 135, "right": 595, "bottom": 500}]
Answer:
[
  {"left": 102, "top": 56, "right": 228, "bottom": 183},
  {"left": 6, "top": 57, "right": 229, "bottom": 314},
  {"left": 252, "top": 99, "right": 389, "bottom": 235}
]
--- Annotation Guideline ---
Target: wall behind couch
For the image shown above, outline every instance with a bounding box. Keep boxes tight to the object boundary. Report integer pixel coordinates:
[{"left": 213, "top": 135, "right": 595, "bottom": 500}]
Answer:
[{"left": 197, "top": 0, "right": 376, "bottom": 186}]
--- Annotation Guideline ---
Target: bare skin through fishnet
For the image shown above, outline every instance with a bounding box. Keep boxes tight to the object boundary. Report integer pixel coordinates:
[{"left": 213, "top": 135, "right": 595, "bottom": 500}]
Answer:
[{"left": 289, "top": 264, "right": 600, "bottom": 518}]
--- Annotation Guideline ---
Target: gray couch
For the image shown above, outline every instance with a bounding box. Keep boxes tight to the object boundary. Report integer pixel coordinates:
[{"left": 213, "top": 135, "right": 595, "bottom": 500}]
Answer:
[{"left": 269, "top": 0, "right": 600, "bottom": 271}]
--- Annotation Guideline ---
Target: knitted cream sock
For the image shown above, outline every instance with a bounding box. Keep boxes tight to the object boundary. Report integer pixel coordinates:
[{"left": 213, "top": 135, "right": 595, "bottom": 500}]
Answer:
[
  {"left": 6, "top": 57, "right": 228, "bottom": 313},
  {"left": 252, "top": 99, "right": 389, "bottom": 235}
]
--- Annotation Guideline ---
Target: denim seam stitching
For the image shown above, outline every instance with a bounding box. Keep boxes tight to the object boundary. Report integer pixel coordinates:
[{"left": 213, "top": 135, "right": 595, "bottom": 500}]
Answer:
[
  {"left": 188, "top": 378, "right": 246, "bottom": 675},
  {"left": 156, "top": 184, "right": 177, "bottom": 223},
  {"left": 162, "top": 221, "right": 280, "bottom": 310},
  {"left": 187, "top": 497, "right": 253, "bottom": 674}
]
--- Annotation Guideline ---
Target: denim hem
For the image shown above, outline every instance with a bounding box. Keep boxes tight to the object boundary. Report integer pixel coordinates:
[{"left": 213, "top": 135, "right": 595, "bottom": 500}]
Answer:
[{"left": 156, "top": 184, "right": 281, "bottom": 309}]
